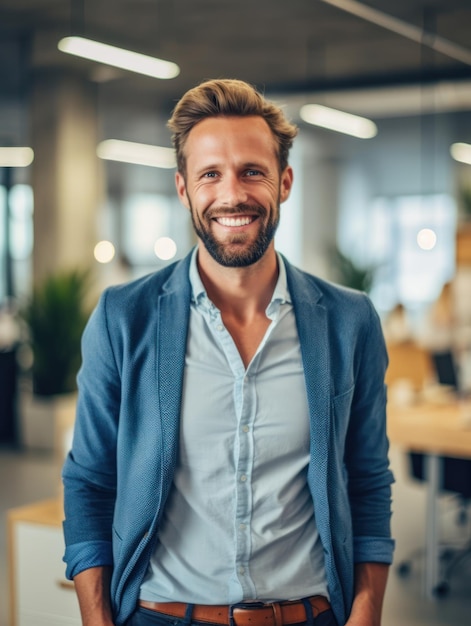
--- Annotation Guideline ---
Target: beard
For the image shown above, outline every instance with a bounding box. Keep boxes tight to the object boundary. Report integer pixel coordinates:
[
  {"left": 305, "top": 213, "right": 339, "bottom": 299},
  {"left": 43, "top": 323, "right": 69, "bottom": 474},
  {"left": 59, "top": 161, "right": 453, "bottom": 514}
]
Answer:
[{"left": 189, "top": 201, "right": 280, "bottom": 268}]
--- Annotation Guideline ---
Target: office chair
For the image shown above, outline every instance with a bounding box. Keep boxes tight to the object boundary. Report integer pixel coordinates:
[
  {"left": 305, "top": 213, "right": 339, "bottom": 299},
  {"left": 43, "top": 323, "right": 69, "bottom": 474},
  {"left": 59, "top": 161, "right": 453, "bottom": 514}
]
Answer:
[
  {"left": 396, "top": 452, "right": 471, "bottom": 596},
  {"left": 395, "top": 349, "right": 471, "bottom": 596}
]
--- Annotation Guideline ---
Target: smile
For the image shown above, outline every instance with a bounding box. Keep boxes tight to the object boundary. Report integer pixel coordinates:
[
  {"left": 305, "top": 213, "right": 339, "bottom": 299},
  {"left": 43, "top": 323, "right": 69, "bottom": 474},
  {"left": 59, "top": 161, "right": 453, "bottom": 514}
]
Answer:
[{"left": 215, "top": 216, "right": 255, "bottom": 227}]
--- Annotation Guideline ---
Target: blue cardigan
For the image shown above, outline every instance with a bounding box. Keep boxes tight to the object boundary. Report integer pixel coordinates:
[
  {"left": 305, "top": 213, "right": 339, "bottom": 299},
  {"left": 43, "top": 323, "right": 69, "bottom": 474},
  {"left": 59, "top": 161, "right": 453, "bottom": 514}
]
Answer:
[{"left": 62, "top": 251, "right": 394, "bottom": 626}]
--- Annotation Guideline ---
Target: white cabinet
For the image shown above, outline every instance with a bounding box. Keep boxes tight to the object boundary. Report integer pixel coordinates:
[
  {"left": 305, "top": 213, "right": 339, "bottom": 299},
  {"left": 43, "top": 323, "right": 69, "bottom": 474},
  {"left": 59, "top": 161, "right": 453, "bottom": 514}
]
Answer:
[{"left": 8, "top": 499, "right": 81, "bottom": 626}]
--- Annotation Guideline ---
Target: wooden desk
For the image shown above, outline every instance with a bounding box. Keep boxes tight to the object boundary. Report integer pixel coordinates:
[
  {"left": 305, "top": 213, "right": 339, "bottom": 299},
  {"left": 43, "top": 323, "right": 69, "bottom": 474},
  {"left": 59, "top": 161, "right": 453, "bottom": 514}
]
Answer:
[
  {"left": 387, "top": 399, "right": 471, "bottom": 597},
  {"left": 8, "top": 499, "right": 80, "bottom": 626}
]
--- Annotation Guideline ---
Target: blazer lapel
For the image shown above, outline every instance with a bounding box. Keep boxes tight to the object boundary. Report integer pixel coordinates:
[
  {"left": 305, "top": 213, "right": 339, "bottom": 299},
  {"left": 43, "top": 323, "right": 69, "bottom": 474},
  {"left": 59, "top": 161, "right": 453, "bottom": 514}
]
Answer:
[
  {"left": 155, "top": 259, "right": 192, "bottom": 502},
  {"left": 285, "top": 261, "right": 332, "bottom": 524}
]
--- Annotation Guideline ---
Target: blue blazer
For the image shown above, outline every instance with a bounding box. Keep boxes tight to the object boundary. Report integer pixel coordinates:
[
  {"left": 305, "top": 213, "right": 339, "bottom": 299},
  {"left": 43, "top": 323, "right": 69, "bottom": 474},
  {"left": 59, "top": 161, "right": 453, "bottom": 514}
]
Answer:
[{"left": 63, "top": 251, "right": 394, "bottom": 626}]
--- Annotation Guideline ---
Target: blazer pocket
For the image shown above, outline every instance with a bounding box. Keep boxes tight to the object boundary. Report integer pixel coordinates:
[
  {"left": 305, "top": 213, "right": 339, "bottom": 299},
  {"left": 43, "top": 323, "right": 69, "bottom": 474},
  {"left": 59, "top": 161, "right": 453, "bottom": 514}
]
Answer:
[
  {"left": 332, "top": 385, "right": 355, "bottom": 442},
  {"left": 112, "top": 525, "right": 124, "bottom": 563}
]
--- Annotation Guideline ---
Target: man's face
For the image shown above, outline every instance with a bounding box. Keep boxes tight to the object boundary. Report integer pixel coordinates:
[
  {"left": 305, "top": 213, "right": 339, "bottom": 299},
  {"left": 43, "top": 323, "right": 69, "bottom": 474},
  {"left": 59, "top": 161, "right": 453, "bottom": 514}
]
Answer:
[{"left": 175, "top": 116, "right": 293, "bottom": 267}]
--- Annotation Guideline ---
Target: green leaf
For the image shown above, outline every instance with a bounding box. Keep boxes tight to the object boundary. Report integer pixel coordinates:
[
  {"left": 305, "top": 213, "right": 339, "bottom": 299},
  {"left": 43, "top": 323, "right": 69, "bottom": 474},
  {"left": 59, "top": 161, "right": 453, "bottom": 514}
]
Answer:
[{"left": 20, "top": 269, "right": 92, "bottom": 396}]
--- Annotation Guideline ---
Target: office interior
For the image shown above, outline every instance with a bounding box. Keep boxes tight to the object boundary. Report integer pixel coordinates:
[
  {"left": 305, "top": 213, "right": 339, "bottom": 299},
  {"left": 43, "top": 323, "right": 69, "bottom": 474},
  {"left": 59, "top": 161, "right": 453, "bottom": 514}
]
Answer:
[{"left": 1, "top": 1, "right": 471, "bottom": 624}]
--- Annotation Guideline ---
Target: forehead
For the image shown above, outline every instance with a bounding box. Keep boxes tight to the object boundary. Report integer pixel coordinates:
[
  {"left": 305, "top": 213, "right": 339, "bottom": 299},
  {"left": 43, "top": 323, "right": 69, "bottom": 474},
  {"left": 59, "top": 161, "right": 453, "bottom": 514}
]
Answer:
[{"left": 184, "top": 116, "right": 278, "bottom": 166}]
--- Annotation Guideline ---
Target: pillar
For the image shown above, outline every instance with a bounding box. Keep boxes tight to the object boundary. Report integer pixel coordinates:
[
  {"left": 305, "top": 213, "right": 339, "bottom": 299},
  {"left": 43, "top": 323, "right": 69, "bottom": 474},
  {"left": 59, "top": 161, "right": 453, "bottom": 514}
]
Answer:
[{"left": 31, "top": 70, "right": 104, "bottom": 284}]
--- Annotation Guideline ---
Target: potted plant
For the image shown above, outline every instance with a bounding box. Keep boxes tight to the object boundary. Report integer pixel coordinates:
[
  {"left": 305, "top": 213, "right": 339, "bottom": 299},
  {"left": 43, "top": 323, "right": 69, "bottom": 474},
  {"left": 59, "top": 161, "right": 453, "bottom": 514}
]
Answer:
[
  {"left": 459, "top": 186, "right": 471, "bottom": 223},
  {"left": 19, "top": 268, "right": 92, "bottom": 450},
  {"left": 456, "top": 187, "right": 471, "bottom": 265},
  {"left": 329, "top": 245, "right": 375, "bottom": 293},
  {"left": 21, "top": 268, "right": 91, "bottom": 395}
]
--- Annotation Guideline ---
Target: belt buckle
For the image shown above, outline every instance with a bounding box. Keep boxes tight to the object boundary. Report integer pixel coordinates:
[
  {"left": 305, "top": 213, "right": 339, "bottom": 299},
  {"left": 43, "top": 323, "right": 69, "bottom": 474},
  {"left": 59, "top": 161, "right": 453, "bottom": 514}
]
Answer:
[
  {"left": 230, "top": 601, "right": 283, "bottom": 626},
  {"left": 229, "top": 601, "right": 265, "bottom": 626}
]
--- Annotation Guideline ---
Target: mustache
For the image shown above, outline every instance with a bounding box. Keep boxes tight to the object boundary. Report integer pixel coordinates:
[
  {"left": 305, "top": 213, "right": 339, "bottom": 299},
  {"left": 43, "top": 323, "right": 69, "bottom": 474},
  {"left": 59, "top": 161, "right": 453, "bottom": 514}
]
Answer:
[{"left": 205, "top": 204, "right": 267, "bottom": 220}]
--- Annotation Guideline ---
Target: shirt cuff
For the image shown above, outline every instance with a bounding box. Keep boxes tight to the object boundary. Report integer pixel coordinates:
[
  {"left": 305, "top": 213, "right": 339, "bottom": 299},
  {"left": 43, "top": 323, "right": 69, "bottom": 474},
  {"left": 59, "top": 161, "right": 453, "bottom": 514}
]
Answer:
[
  {"left": 353, "top": 536, "right": 395, "bottom": 565},
  {"left": 63, "top": 540, "right": 113, "bottom": 580}
]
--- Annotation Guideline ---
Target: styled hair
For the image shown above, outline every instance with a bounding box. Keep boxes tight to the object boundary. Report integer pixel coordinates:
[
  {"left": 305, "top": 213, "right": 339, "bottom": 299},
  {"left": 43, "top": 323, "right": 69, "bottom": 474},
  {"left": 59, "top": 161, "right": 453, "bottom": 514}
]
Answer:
[{"left": 167, "top": 78, "right": 298, "bottom": 174}]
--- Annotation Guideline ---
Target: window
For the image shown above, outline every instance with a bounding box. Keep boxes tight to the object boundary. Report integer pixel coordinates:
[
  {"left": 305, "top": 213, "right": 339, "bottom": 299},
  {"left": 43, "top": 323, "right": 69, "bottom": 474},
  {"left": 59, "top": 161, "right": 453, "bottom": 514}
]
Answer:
[
  {"left": 340, "top": 193, "right": 457, "bottom": 315},
  {"left": 0, "top": 184, "right": 34, "bottom": 301},
  {"left": 121, "top": 193, "right": 191, "bottom": 272}
]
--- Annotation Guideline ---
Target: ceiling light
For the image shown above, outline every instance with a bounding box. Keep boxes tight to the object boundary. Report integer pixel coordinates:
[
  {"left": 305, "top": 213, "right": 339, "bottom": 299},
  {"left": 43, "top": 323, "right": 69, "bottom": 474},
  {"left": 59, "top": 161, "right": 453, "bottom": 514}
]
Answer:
[
  {"left": 300, "top": 104, "right": 377, "bottom": 139},
  {"left": 450, "top": 142, "right": 471, "bottom": 165},
  {"left": 0, "top": 147, "right": 34, "bottom": 167},
  {"left": 97, "top": 140, "right": 176, "bottom": 169},
  {"left": 58, "top": 36, "right": 180, "bottom": 79},
  {"left": 320, "top": 0, "right": 471, "bottom": 66}
]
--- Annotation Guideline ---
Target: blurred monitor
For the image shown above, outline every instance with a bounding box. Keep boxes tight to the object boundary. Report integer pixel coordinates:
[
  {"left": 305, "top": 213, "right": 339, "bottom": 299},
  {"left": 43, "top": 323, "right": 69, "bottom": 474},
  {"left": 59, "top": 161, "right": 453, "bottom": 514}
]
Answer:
[{"left": 432, "top": 350, "right": 458, "bottom": 390}]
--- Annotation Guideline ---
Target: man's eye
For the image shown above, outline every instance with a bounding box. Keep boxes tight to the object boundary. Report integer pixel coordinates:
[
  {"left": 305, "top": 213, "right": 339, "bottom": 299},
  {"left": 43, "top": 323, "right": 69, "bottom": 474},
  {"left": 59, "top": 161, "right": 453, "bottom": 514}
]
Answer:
[
  {"left": 203, "top": 171, "right": 218, "bottom": 178},
  {"left": 246, "top": 169, "right": 262, "bottom": 177}
]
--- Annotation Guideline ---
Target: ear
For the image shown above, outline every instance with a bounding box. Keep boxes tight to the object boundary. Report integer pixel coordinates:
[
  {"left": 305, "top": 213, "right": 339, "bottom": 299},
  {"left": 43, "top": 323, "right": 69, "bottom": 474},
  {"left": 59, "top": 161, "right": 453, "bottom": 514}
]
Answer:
[
  {"left": 280, "top": 166, "right": 294, "bottom": 203},
  {"left": 175, "top": 171, "right": 190, "bottom": 209}
]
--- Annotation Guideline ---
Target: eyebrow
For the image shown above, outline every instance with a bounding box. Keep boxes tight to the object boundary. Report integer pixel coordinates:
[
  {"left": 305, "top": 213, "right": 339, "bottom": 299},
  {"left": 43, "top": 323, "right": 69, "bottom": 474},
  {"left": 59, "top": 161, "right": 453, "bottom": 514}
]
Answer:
[{"left": 193, "top": 161, "right": 269, "bottom": 175}]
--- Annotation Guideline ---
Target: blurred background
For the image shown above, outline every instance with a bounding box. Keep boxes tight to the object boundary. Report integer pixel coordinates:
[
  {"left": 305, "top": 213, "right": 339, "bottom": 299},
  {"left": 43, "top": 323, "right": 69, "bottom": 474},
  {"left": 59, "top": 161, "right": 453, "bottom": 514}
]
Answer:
[
  {"left": 0, "top": 0, "right": 470, "bottom": 306},
  {"left": 1, "top": 1, "right": 471, "bottom": 625}
]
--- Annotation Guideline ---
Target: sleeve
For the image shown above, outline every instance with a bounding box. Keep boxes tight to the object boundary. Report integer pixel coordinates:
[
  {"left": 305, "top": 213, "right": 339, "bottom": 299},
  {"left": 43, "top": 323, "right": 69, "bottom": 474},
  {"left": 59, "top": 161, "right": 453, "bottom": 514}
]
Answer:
[
  {"left": 345, "top": 296, "right": 395, "bottom": 564},
  {"left": 63, "top": 540, "right": 113, "bottom": 580},
  {"left": 62, "top": 289, "right": 121, "bottom": 578}
]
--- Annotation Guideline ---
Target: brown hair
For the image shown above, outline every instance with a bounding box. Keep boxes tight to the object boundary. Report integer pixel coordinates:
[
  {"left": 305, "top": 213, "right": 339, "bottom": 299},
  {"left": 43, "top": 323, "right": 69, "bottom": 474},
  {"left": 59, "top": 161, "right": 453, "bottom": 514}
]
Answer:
[{"left": 167, "top": 78, "right": 298, "bottom": 175}]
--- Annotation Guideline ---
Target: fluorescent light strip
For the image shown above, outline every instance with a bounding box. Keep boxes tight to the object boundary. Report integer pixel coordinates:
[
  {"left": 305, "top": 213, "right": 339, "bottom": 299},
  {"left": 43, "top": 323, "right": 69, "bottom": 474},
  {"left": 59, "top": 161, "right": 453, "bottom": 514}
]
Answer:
[
  {"left": 97, "top": 140, "right": 176, "bottom": 169},
  {"left": 320, "top": 0, "right": 471, "bottom": 66},
  {"left": 300, "top": 104, "right": 377, "bottom": 139},
  {"left": 58, "top": 36, "right": 180, "bottom": 79},
  {"left": 450, "top": 142, "right": 471, "bottom": 165},
  {"left": 0, "top": 147, "right": 34, "bottom": 167}
]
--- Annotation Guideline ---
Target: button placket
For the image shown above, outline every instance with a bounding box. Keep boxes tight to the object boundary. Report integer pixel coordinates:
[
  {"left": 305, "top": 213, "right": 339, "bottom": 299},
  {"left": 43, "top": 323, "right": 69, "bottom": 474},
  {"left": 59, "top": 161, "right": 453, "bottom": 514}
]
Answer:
[{"left": 234, "top": 361, "right": 258, "bottom": 597}]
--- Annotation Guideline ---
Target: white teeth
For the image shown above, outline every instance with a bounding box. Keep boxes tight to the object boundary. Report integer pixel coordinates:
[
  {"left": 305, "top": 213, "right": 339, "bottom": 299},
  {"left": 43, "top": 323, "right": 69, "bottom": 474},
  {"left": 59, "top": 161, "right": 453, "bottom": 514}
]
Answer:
[{"left": 217, "top": 216, "right": 253, "bottom": 227}]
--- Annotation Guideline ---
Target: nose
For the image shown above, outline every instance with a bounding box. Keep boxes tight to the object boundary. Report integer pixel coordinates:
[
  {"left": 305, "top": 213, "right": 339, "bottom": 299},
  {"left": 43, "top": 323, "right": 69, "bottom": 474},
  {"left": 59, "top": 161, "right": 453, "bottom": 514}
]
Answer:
[{"left": 220, "top": 172, "right": 248, "bottom": 206}]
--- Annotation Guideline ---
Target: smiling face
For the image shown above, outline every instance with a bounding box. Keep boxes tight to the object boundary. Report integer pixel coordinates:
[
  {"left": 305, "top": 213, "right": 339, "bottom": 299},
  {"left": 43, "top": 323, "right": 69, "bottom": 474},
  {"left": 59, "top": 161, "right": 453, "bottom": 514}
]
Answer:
[{"left": 175, "top": 116, "right": 293, "bottom": 268}]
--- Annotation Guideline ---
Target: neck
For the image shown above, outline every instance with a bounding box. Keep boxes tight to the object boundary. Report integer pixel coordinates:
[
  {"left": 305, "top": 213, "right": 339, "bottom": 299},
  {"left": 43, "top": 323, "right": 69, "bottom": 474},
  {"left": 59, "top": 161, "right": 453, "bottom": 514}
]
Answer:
[{"left": 196, "top": 243, "right": 279, "bottom": 321}]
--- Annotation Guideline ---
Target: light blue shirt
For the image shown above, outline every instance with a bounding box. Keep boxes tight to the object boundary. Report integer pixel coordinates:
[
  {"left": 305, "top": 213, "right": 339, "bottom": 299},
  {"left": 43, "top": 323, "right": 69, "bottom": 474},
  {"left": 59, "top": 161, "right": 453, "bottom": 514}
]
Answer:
[{"left": 140, "top": 250, "right": 328, "bottom": 604}]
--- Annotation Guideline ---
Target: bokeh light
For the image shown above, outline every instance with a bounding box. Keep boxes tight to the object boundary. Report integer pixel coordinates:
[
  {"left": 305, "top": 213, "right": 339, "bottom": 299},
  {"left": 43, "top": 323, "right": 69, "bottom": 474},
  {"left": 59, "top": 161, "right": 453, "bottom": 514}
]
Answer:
[
  {"left": 417, "top": 228, "right": 437, "bottom": 251},
  {"left": 154, "top": 237, "right": 177, "bottom": 260},
  {"left": 94, "top": 240, "right": 116, "bottom": 263}
]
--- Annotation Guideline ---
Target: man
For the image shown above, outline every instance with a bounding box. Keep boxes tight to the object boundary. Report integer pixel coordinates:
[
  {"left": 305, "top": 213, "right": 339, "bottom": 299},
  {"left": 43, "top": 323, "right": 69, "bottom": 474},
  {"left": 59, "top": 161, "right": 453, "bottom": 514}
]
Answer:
[{"left": 63, "top": 79, "right": 394, "bottom": 626}]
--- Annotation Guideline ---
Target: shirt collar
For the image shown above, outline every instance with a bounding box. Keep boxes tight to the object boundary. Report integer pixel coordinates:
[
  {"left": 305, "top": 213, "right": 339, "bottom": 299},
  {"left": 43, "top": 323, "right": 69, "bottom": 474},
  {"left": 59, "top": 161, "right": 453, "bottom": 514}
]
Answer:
[{"left": 189, "top": 247, "right": 292, "bottom": 309}]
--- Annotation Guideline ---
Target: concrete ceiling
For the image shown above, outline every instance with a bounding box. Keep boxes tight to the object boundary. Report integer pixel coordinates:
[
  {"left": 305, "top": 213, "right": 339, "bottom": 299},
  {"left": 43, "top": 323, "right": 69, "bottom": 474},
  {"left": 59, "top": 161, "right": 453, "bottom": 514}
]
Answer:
[{"left": 1, "top": 0, "right": 471, "bottom": 125}]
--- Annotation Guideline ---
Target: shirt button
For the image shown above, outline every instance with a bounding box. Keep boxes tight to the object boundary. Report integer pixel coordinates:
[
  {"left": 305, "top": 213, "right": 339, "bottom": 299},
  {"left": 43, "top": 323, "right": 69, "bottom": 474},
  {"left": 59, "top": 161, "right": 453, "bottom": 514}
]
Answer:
[
  {"left": 239, "top": 523, "right": 247, "bottom": 530},
  {"left": 242, "top": 425, "right": 249, "bottom": 433},
  {"left": 216, "top": 324, "right": 224, "bottom": 331},
  {"left": 240, "top": 474, "right": 247, "bottom": 482},
  {"left": 239, "top": 567, "right": 245, "bottom": 575}
]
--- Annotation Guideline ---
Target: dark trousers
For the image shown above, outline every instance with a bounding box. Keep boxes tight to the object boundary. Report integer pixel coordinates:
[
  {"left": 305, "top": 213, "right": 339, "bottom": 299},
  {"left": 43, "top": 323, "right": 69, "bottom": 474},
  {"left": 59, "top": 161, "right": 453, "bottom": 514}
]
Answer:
[{"left": 126, "top": 605, "right": 338, "bottom": 626}]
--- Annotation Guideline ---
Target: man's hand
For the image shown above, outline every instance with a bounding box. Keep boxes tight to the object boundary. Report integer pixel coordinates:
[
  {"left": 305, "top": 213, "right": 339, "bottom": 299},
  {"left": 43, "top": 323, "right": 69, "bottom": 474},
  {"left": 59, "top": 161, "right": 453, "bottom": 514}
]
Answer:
[
  {"left": 73, "top": 566, "right": 115, "bottom": 626},
  {"left": 345, "top": 562, "right": 389, "bottom": 626}
]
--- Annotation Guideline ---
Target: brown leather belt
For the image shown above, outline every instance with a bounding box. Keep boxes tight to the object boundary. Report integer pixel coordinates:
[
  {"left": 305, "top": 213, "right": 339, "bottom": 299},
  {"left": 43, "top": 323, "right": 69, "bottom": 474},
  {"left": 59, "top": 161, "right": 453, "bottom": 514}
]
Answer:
[{"left": 138, "top": 596, "right": 331, "bottom": 626}]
